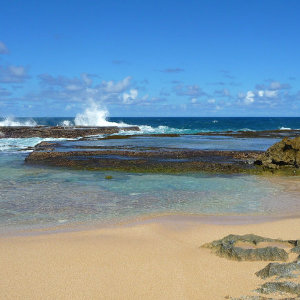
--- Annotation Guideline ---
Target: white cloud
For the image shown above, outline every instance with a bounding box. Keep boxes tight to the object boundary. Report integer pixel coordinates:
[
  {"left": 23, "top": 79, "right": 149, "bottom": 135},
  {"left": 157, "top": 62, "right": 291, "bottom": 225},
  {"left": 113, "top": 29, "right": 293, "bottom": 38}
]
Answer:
[
  {"left": 81, "top": 73, "right": 93, "bottom": 86},
  {"left": 258, "top": 90, "right": 264, "bottom": 97},
  {"left": 207, "top": 98, "right": 216, "bottom": 104},
  {"left": 0, "top": 41, "right": 8, "bottom": 54},
  {"left": 264, "top": 90, "right": 278, "bottom": 98},
  {"left": 0, "top": 65, "right": 29, "bottom": 83},
  {"left": 244, "top": 91, "right": 255, "bottom": 104},
  {"left": 101, "top": 76, "right": 131, "bottom": 93},
  {"left": 191, "top": 98, "right": 197, "bottom": 103},
  {"left": 122, "top": 89, "right": 138, "bottom": 104}
]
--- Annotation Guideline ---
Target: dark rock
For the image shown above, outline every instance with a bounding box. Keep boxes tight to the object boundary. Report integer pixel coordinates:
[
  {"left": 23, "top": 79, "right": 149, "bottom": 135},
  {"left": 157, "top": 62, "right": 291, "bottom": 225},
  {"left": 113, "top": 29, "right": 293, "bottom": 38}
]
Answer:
[
  {"left": 255, "top": 262, "right": 300, "bottom": 279},
  {"left": 195, "top": 129, "right": 300, "bottom": 139},
  {"left": 0, "top": 126, "right": 140, "bottom": 139},
  {"left": 254, "top": 137, "right": 300, "bottom": 169},
  {"left": 25, "top": 141, "right": 261, "bottom": 174},
  {"left": 202, "top": 234, "right": 289, "bottom": 261},
  {"left": 288, "top": 240, "right": 300, "bottom": 247},
  {"left": 256, "top": 281, "right": 300, "bottom": 296}
]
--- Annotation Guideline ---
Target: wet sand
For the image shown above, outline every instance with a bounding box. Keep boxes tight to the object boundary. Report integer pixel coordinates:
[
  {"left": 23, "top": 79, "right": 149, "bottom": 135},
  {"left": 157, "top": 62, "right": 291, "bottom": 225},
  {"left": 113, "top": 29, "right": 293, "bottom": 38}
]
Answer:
[{"left": 1, "top": 216, "right": 300, "bottom": 299}]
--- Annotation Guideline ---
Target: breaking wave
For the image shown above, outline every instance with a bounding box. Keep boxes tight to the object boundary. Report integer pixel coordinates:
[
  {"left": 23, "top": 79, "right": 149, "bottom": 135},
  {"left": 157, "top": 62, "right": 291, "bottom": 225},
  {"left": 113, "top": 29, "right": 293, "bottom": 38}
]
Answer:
[
  {"left": 0, "top": 137, "right": 73, "bottom": 152},
  {"left": 279, "top": 127, "right": 292, "bottom": 130},
  {"left": 0, "top": 117, "right": 37, "bottom": 127},
  {"left": 74, "top": 102, "right": 127, "bottom": 127}
]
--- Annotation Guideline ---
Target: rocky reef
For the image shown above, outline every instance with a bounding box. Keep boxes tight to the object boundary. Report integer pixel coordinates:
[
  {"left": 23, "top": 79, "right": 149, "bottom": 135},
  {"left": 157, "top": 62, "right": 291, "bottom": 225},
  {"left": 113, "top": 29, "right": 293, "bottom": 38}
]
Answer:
[
  {"left": 25, "top": 140, "right": 260, "bottom": 173},
  {"left": 17, "top": 131, "right": 300, "bottom": 174},
  {"left": 0, "top": 126, "right": 140, "bottom": 138}
]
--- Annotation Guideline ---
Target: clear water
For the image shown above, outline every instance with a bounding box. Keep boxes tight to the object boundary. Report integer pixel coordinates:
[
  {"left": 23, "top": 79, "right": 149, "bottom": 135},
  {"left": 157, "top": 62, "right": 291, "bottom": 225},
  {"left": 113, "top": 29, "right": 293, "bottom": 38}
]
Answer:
[
  {"left": 0, "top": 117, "right": 299, "bottom": 232},
  {"left": 1, "top": 153, "right": 297, "bottom": 231}
]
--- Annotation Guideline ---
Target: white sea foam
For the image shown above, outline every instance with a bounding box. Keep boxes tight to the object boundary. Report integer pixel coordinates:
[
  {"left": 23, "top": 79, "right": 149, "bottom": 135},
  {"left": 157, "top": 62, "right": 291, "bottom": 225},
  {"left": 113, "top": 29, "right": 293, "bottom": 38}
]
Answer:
[
  {"left": 240, "top": 128, "right": 255, "bottom": 132},
  {"left": 59, "top": 120, "right": 74, "bottom": 127},
  {"left": 74, "top": 102, "right": 127, "bottom": 127},
  {"left": 0, "top": 137, "right": 74, "bottom": 152},
  {"left": 118, "top": 125, "right": 196, "bottom": 135},
  {"left": 0, "top": 116, "right": 37, "bottom": 127},
  {"left": 279, "top": 127, "right": 291, "bottom": 130}
]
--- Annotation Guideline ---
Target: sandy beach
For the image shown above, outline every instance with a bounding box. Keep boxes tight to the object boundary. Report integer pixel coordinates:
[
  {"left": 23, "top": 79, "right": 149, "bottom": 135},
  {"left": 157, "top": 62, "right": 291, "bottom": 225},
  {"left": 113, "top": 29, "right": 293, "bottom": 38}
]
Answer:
[{"left": 1, "top": 216, "right": 300, "bottom": 299}]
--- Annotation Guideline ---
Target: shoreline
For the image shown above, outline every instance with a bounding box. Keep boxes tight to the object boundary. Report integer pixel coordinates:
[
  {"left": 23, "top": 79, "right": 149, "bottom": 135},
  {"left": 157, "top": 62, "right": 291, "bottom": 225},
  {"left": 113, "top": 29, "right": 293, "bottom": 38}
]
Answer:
[
  {"left": 2, "top": 211, "right": 300, "bottom": 238},
  {"left": 1, "top": 215, "right": 300, "bottom": 299}
]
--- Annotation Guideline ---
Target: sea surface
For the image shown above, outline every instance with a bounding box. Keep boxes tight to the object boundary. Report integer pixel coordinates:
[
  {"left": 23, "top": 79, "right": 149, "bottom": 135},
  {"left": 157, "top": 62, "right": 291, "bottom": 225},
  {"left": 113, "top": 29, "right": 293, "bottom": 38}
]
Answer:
[{"left": 0, "top": 117, "right": 300, "bottom": 233}]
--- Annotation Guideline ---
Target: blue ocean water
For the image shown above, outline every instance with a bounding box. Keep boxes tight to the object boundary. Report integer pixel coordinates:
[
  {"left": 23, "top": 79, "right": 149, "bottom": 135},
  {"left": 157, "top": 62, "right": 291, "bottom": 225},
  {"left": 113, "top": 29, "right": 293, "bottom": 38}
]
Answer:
[
  {"left": 2, "top": 116, "right": 300, "bottom": 132},
  {"left": 0, "top": 117, "right": 300, "bottom": 233}
]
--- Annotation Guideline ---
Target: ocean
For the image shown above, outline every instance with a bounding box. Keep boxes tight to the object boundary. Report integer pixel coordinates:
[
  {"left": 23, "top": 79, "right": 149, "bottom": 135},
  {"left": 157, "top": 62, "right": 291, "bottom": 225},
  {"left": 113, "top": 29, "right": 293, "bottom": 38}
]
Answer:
[{"left": 0, "top": 117, "right": 300, "bottom": 233}]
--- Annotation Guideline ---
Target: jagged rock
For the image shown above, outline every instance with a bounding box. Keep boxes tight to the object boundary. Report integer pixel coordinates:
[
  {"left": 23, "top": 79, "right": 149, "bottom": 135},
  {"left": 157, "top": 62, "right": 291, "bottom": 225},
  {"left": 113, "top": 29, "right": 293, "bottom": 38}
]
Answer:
[
  {"left": 256, "top": 281, "right": 300, "bottom": 296},
  {"left": 255, "top": 262, "right": 300, "bottom": 279},
  {"left": 202, "top": 234, "right": 289, "bottom": 261},
  {"left": 255, "top": 137, "right": 300, "bottom": 169}
]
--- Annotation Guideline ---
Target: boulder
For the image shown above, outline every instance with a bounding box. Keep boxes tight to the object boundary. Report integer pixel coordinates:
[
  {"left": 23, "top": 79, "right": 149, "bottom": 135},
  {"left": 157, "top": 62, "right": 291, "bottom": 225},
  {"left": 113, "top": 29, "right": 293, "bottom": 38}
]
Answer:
[
  {"left": 202, "top": 234, "right": 289, "bottom": 261},
  {"left": 255, "top": 137, "right": 300, "bottom": 169},
  {"left": 255, "top": 262, "right": 300, "bottom": 279}
]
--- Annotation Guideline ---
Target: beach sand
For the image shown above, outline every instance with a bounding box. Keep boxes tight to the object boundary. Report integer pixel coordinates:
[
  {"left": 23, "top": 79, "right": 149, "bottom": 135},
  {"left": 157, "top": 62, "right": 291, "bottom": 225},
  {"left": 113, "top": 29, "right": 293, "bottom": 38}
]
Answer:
[{"left": 1, "top": 217, "right": 300, "bottom": 299}]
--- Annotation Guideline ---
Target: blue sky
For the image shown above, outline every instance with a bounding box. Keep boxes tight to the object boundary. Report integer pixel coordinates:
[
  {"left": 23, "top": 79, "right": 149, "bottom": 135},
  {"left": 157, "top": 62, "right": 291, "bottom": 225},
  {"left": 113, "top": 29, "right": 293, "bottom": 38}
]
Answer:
[{"left": 0, "top": 0, "right": 300, "bottom": 117}]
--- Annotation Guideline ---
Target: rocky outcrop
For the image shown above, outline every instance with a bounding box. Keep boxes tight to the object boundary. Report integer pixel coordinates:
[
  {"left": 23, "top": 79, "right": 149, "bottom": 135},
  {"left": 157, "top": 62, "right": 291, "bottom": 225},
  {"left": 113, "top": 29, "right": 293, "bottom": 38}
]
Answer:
[
  {"left": 255, "top": 262, "right": 300, "bottom": 279},
  {"left": 255, "top": 137, "right": 300, "bottom": 169},
  {"left": 0, "top": 126, "right": 140, "bottom": 138},
  {"left": 202, "top": 234, "right": 289, "bottom": 261},
  {"left": 256, "top": 281, "right": 300, "bottom": 296}
]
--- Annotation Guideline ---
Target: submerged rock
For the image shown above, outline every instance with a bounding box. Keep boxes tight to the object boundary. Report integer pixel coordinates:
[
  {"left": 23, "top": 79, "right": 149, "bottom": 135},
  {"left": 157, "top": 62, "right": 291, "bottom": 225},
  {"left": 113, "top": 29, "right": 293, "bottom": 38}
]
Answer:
[
  {"left": 255, "top": 262, "right": 300, "bottom": 279},
  {"left": 255, "top": 137, "right": 300, "bottom": 169},
  {"left": 202, "top": 234, "right": 289, "bottom": 261}
]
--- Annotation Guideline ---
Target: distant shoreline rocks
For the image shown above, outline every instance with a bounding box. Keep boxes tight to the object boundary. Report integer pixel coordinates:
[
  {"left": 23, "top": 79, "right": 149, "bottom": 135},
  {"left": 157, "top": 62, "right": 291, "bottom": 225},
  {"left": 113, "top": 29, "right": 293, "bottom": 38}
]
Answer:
[{"left": 0, "top": 125, "right": 140, "bottom": 138}]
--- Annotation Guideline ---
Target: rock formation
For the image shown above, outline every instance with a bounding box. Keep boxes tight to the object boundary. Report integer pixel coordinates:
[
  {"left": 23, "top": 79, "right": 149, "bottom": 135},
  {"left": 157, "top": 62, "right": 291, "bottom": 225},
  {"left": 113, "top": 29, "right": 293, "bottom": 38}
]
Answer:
[{"left": 255, "top": 137, "right": 300, "bottom": 169}]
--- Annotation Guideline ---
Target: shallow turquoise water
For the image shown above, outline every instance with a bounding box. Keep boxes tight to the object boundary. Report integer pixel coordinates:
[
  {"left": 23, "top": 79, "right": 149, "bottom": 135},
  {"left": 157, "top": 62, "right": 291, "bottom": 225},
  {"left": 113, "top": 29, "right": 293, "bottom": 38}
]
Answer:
[
  {"left": 0, "top": 130, "right": 299, "bottom": 232},
  {"left": 0, "top": 151, "right": 298, "bottom": 232}
]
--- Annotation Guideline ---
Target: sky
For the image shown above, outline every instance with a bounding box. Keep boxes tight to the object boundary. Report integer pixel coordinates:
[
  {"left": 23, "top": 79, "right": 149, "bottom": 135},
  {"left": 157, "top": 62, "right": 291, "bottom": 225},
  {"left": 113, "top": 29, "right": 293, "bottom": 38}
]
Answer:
[{"left": 0, "top": 0, "right": 300, "bottom": 117}]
